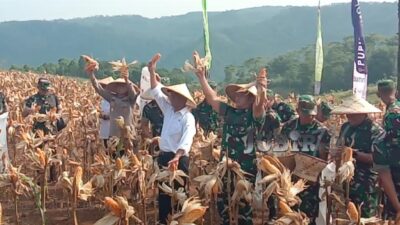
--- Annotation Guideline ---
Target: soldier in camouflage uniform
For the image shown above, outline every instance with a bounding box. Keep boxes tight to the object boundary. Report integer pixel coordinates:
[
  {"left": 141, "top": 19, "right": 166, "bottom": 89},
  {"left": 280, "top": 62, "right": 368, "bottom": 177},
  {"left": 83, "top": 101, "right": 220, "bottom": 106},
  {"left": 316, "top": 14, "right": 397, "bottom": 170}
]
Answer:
[
  {"left": 23, "top": 78, "right": 62, "bottom": 134},
  {"left": 259, "top": 90, "right": 281, "bottom": 143},
  {"left": 194, "top": 65, "right": 267, "bottom": 225},
  {"left": 373, "top": 80, "right": 400, "bottom": 221},
  {"left": 142, "top": 100, "right": 164, "bottom": 137},
  {"left": 259, "top": 90, "right": 282, "bottom": 220},
  {"left": 331, "top": 95, "right": 383, "bottom": 218},
  {"left": 316, "top": 101, "right": 332, "bottom": 123},
  {"left": 281, "top": 95, "right": 331, "bottom": 225},
  {"left": 23, "top": 78, "right": 63, "bottom": 182},
  {"left": 192, "top": 81, "right": 220, "bottom": 135},
  {"left": 0, "top": 92, "right": 7, "bottom": 115},
  {"left": 272, "top": 94, "right": 297, "bottom": 123}
]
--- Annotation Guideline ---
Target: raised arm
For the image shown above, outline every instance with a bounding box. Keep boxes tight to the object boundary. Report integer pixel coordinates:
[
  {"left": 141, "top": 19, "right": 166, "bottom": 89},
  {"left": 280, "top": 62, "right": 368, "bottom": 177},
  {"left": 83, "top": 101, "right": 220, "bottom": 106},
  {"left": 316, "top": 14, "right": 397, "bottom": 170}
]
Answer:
[
  {"left": 253, "top": 68, "right": 268, "bottom": 119},
  {"left": 148, "top": 54, "right": 161, "bottom": 89},
  {"left": 86, "top": 65, "right": 113, "bottom": 102},
  {"left": 193, "top": 53, "right": 221, "bottom": 113},
  {"left": 126, "top": 80, "right": 139, "bottom": 103}
]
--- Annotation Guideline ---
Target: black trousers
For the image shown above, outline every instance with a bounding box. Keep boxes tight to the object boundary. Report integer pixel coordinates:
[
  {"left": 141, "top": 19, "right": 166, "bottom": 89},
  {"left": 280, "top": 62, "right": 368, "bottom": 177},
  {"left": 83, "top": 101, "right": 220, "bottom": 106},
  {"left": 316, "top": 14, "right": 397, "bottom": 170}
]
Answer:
[{"left": 157, "top": 151, "right": 189, "bottom": 225}]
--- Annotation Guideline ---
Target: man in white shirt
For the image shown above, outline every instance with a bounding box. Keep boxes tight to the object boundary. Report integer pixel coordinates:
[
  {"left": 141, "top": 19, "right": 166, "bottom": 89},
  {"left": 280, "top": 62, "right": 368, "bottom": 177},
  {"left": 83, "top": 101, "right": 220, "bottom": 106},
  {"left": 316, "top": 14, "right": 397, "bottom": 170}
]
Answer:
[{"left": 148, "top": 54, "right": 196, "bottom": 225}]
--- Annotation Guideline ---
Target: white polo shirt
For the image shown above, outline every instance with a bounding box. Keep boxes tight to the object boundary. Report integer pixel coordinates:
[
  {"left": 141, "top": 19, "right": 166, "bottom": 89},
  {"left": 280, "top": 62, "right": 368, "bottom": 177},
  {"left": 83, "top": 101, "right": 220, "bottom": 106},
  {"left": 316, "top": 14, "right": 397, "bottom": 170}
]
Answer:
[{"left": 150, "top": 84, "right": 196, "bottom": 156}]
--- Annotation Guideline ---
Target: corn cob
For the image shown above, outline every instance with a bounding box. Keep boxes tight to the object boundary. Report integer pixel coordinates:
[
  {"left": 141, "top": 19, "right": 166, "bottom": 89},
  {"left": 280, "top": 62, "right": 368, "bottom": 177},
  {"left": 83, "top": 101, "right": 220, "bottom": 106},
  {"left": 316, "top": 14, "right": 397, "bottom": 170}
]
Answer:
[
  {"left": 259, "top": 158, "right": 281, "bottom": 175},
  {"left": 342, "top": 147, "right": 353, "bottom": 162},
  {"left": 115, "top": 158, "right": 123, "bottom": 170},
  {"left": 130, "top": 154, "right": 141, "bottom": 166},
  {"left": 347, "top": 201, "right": 358, "bottom": 222},
  {"left": 279, "top": 201, "right": 293, "bottom": 214},
  {"left": 36, "top": 148, "right": 46, "bottom": 166},
  {"left": 74, "top": 166, "right": 83, "bottom": 189},
  {"left": 104, "top": 197, "right": 122, "bottom": 217}
]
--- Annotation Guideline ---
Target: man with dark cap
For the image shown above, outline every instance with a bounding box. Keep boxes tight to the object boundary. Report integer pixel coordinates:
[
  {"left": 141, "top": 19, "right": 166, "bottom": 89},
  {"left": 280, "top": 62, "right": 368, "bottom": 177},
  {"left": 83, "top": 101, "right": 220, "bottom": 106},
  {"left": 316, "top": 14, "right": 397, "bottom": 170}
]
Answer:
[
  {"left": 280, "top": 95, "right": 331, "bottom": 225},
  {"left": 23, "top": 77, "right": 63, "bottom": 134},
  {"left": 192, "top": 80, "right": 220, "bottom": 135},
  {"left": 373, "top": 79, "right": 400, "bottom": 222},
  {"left": 23, "top": 77, "right": 63, "bottom": 182}
]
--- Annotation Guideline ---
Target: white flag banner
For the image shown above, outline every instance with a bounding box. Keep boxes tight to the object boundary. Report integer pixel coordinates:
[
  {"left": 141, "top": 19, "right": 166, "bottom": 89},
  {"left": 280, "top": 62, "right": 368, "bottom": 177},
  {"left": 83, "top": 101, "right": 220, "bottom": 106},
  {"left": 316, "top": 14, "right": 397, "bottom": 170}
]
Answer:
[
  {"left": 0, "top": 112, "right": 9, "bottom": 172},
  {"left": 138, "top": 67, "right": 152, "bottom": 116},
  {"left": 351, "top": 0, "right": 368, "bottom": 99},
  {"left": 353, "top": 62, "right": 368, "bottom": 99}
]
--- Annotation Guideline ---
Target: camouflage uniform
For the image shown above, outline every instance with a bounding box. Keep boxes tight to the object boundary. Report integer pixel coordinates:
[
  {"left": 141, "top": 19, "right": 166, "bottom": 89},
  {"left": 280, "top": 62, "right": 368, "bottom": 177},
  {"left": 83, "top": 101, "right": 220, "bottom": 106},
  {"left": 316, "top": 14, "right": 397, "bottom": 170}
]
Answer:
[
  {"left": 339, "top": 118, "right": 383, "bottom": 217},
  {"left": 260, "top": 109, "right": 281, "bottom": 142},
  {"left": 272, "top": 102, "right": 296, "bottom": 123},
  {"left": 25, "top": 93, "right": 61, "bottom": 134},
  {"left": 317, "top": 101, "right": 332, "bottom": 123},
  {"left": 142, "top": 100, "right": 164, "bottom": 137},
  {"left": 0, "top": 92, "right": 6, "bottom": 114},
  {"left": 280, "top": 95, "right": 331, "bottom": 225},
  {"left": 373, "top": 100, "right": 400, "bottom": 219},
  {"left": 217, "top": 102, "right": 264, "bottom": 225},
  {"left": 192, "top": 99, "right": 219, "bottom": 135}
]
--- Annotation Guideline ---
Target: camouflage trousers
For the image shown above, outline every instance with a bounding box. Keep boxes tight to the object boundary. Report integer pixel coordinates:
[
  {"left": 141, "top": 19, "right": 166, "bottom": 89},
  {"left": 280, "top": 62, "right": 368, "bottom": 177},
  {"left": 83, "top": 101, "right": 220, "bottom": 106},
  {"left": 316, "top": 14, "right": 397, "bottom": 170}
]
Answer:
[
  {"left": 383, "top": 169, "right": 400, "bottom": 220},
  {"left": 296, "top": 183, "right": 320, "bottom": 225},
  {"left": 217, "top": 172, "right": 255, "bottom": 225},
  {"left": 349, "top": 181, "right": 379, "bottom": 218}
]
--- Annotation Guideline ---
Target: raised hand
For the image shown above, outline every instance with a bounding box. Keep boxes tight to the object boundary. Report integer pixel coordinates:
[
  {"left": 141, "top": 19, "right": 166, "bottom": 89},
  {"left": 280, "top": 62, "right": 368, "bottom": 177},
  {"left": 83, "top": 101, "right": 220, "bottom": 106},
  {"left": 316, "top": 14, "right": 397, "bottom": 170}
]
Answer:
[
  {"left": 81, "top": 55, "right": 99, "bottom": 74},
  {"left": 148, "top": 53, "right": 161, "bottom": 74},
  {"left": 193, "top": 51, "right": 206, "bottom": 79}
]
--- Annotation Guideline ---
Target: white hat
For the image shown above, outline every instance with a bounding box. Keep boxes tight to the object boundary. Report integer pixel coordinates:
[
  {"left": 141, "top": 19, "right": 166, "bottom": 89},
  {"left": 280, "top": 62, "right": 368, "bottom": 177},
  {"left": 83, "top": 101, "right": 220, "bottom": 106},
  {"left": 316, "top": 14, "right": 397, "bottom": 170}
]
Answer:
[{"left": 331, "top": 95, "right": 381, "bottom": 114}]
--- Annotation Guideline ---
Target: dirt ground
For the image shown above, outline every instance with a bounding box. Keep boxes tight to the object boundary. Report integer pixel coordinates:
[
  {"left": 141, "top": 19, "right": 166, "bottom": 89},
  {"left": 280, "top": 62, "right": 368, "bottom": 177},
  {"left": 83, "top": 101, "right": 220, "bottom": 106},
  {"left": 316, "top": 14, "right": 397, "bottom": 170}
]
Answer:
[{"left": 3, "top": 207, "right": 104, "bottom": 225}]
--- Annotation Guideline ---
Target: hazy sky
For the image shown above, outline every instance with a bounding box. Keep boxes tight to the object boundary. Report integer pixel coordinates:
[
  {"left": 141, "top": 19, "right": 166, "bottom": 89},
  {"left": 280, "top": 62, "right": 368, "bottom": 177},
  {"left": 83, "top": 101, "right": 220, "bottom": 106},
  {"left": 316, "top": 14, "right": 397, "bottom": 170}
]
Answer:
[{"left": 0, "top": 0, "right": 395, "bottom": 22}]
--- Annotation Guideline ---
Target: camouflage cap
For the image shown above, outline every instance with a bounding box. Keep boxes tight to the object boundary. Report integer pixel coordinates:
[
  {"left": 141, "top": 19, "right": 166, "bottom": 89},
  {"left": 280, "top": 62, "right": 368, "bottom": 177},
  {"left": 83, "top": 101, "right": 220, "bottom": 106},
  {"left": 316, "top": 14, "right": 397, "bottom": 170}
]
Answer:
[
  {"left": 38, "top": 78, "right": 51, "bottom": 90},
  {"left": 267, "top": 89, "right": 275, "bottom": 98},
  {"left": 298, "top": 95, "right": 317, "bottom": 116},
  {"left": 377, "top": 79, "right": 395, "bottom": 92},
  {"left": 208, "top": 80, "right": 217, "bottom": 89},
  {"left": 319, "top": 101, "right": 332, "bottom": 119}
]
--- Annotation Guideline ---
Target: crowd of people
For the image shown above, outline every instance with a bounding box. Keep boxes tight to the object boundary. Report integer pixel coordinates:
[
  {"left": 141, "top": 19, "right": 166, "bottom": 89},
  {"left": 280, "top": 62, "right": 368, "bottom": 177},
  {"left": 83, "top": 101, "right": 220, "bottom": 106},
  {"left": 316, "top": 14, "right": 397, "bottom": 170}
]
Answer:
[{"left": 2, "top": 53, "right": 400, "bottom": 225}]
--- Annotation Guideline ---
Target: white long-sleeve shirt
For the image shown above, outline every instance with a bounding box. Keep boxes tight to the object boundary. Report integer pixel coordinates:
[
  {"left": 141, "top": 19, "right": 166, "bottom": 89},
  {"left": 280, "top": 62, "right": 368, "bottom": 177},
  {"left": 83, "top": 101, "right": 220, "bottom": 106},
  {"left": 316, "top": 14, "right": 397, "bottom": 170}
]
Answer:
[{"left": 150, "top": 84, "right": 196, "bottom": 156}]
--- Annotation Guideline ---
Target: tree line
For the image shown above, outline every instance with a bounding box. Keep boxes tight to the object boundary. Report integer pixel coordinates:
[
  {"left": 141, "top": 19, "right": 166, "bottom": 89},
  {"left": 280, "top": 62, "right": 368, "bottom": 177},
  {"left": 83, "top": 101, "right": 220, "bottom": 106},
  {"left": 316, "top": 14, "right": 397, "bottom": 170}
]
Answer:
[{"left": 9, "top": 34, "right": 397, "bottom": 95}]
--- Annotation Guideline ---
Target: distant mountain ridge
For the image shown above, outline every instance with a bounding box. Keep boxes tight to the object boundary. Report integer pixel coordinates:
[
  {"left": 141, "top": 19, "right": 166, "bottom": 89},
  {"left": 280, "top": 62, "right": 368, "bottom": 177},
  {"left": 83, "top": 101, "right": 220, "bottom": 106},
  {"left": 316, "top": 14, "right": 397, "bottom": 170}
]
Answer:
[{"left": 0, "top": 2, "right": 396, "bottom": 80}]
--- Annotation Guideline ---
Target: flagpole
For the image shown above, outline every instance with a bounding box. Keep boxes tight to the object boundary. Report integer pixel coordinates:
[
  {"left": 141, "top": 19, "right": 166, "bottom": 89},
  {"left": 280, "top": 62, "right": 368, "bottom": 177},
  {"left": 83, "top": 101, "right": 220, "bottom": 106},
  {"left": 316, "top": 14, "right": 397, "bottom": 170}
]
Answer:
[{"left": 314, "top": 0, "right": 323, "bottom": 95}]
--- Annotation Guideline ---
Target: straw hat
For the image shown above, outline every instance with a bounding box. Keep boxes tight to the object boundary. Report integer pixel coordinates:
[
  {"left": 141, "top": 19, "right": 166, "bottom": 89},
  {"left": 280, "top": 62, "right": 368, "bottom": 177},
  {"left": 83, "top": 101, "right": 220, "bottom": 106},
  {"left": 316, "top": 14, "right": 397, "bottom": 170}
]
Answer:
[
  {"left": 331, "top": 95, "right": 381, "bottom": 114},
  {"left": 98, "top": 76, "right": 115, "bottom": 87},
  {"left": 105, "top": 78, "right": 139, "bottom": 94},
  {"left": 225, "top": 84, "right": 257, "bottom": 101},
  {"left": 161, "top": 84, "right": 196, "bottom": 108}
]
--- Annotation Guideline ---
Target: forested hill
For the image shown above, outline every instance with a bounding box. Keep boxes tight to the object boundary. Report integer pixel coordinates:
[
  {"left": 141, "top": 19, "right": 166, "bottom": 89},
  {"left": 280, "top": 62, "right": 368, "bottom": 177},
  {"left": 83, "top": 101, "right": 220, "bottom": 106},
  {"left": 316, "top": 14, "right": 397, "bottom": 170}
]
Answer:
[{"left": 0, "top": 2, "right": 396, "bottom": 80}]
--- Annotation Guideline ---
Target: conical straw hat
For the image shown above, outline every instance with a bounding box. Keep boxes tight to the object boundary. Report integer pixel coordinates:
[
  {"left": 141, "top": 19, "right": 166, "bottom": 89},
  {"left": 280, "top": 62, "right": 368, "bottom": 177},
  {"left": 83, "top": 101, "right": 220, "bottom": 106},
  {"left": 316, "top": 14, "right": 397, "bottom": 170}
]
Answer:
[
  {"left": 331, "top": 95, "right": 381, "bottom": 114},
  {"left": 162, "top": 83, "right": 196, "bottom": 108},
  {"left": 98, "top": 76, "right": 114, "bottom": 86},
  {"left": 225, "top": 83, "right": 257, "bottom": 101},
  {"left": 105, "top": 78, "right": 139, "bottom": 94}
]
